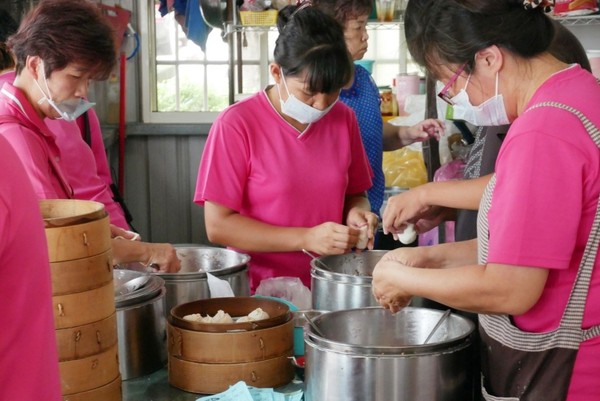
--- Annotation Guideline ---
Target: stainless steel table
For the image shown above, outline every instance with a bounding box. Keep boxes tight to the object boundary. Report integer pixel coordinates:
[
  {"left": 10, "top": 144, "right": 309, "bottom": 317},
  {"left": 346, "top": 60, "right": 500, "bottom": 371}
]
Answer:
[
  {"left": 122, "top": 368, "right": 198, "bottom": 401},
  {"left": 122, "top": 367, "right": 304, "bottom": 401}
]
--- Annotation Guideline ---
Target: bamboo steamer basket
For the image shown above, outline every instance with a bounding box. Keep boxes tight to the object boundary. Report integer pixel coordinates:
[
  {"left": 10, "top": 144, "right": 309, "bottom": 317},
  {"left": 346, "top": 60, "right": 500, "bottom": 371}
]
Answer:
[
  {"left": 168, "top": 353, "right": 294, "bottom": 394},
  {"left": 55, "top": 313, "right": 118, "bottom": 361},
  {"left": 59, "top": 343, "right": 120, "bottom": 395},
  {"left": 50, "top": 250, "right": 113, "bottom": 295},
  {"left": 41, "top": 200, "right": 120, "bottom": 399},
  {"left": 62, "top": 375, "right": 121, "bottom": 401},
  {"left": 52, "top": 280, "right": 116, "bottom": 329},
  {"left": 44, "top": 215, "right": 112, "bottom": 262},
  {"left": 40, "top": 199, "right": 107, "bottom": 228},
  {"left": 168, "top": 318, "right": 294, "bottom": 363},
  {"left": 168, "top": 297, "right": 295, "bottom": 394}
]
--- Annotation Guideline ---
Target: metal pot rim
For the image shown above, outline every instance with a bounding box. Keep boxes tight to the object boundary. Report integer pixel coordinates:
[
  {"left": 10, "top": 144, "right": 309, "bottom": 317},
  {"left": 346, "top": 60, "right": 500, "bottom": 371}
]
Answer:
[
  {"left": 304, "top": 307, "right": 475, "bottom": 356},
  {"left": 152, "top": 246, "right": 250, "bottom": 279},
  {"left": 310, "top": 266, "right": 373, "bottom": 284}
]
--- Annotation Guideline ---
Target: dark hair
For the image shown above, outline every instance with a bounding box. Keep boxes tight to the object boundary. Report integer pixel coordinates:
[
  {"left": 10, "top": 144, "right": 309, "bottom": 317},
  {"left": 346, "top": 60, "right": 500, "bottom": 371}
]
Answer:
[
  {"left": 550, "top": 20, "right": 591, "bottom": 72},
  {"left": 8, "top": 0, "right": 116, "bottom": 80},
  {"left": 0, "top": 8, "right": 19, "bottom": 70},
  {"left": 313, "top": 0, "right": 373, "bottom": 25},
  {"left": 273, "top": 5, "right": 353, "bottom": 94},
  {"left": 405, "top": 0, "right": 555, "bottom": 76}
]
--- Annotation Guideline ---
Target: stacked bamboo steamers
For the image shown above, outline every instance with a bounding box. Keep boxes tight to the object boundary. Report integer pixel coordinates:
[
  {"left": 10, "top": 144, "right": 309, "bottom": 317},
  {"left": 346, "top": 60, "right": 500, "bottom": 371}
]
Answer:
[
  {"left": 41, "top": 200, "right": 121, "bottom": 401},
  {"left": 167, "top": 297, "right": 295, "bottom": 394}
]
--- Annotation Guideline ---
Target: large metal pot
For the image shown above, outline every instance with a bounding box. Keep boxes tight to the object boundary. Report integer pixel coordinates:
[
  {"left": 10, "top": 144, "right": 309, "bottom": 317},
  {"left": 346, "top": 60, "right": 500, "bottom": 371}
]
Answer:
[
  {"left": 155, "top": 246, "right": 250, "bottom": 316},
  {"left": 304, "top": 307, "right": 476, "bottom": 401},
  {"left": 115, "top": 270, "right": 166, "bottom": 380},
  {"left": 310, "top": 251, "right": 387, "bottom": 311}
]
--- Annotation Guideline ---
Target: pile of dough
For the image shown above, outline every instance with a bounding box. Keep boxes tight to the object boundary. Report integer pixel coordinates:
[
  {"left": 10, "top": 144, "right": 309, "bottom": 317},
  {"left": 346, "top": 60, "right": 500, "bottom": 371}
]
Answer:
[
  {"left": 183, "top": 309, "right": 234, "bottom": 324},
  {"left": 397, "top": 223, "right": 417, "bottom": 245},
  {"left": 236, "top": 307, "right": 270, "bottom": 323}
]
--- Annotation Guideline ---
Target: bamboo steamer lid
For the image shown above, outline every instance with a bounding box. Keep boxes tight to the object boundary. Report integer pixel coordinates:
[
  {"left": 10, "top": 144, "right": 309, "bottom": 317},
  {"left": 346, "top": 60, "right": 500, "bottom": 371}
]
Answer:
[
  {"left": 45, "top": 215, "right": 112, "bottom": 263},
  {"left": 50, "top": 250, "right": 113, "bottom": 296},
  {"left": 59, "top": 344, "right": 120, "bottom": 395},
  {"left": 62, "top": 375, "right": 121, "bottom": 401},
  {"left": 55, "top": 313, "right": 118, "bottom": 362},
  {"left": 168, "top": 318, "right": 293, "bottom": 363},
  {"left": 53, "top": 281, "right": 116, "bottom": 329},
  {"left": 168, "top": 353, "right": 294, "bottom": 394},
  {"left": 40, "top": 199, "right": 107, "bottom": 228}
]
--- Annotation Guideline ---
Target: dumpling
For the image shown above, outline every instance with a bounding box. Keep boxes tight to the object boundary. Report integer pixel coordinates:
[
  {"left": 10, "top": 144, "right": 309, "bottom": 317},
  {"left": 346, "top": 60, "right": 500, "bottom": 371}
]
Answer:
[
  {"left": 235, "top": 307, "right": 270, "bottom": 323},
  {"left": 182, "top": 310, "right": 234, "bottom": 324},
  {"left": 397, "top": 223, "right": 417, "bottom": 245},
  {"left": 356, "top": 226, "right": 368, "bottom": 250},
  {"left": 247, "top": 307, "right": 270, "bottom": 321},
  {"left": 183, "top": 313, "right": 202, "bottom": 322},
  {"left": 210, "top": 310, "right": 235, "bottom": 324}
]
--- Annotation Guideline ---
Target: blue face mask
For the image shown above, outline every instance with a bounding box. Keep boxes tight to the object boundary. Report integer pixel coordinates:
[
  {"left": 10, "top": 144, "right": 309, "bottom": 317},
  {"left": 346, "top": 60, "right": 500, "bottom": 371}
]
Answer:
[
  {"left": 35, "top": 61, "right": 95, "bottom": 121},
  {"left": 278, "top": 71, "right": 337, "bottom": 125}
]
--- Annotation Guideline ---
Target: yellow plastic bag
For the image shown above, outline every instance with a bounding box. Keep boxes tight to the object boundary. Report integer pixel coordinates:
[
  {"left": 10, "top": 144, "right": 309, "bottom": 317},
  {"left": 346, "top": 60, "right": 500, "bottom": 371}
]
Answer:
[{"left": 382, "top": 147, "right": 428, "bottom": 188}]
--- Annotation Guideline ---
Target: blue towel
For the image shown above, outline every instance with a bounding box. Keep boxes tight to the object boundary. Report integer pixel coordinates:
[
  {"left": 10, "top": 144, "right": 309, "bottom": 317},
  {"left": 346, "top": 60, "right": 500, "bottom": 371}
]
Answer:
[{"left": 185, "top": 0, "right": 212, "bottom": 52}]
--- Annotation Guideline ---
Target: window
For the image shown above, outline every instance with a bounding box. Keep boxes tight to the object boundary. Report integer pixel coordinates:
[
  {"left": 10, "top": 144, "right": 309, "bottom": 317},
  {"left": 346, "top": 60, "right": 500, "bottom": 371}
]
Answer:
[{"left": 139, "top": 1, "right": 421, "bottom": 123}]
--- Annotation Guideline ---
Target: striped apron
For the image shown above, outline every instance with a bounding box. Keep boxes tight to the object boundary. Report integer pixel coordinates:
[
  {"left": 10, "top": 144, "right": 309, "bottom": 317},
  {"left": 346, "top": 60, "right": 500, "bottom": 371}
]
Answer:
[{"left": 477, "top": 102, "right": 600, "bottom": 401}]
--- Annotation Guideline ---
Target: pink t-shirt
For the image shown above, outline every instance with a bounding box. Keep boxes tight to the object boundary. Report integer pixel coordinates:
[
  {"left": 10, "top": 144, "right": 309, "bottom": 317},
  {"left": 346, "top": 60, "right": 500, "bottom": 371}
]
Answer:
[
  {"left": 486, "top": 65, "right": 600, "bottom": 400},
  {"left": 0, "top": 73, "right": 128, "bottom": 228},
  {"left": 0, "top": 135, "right": 62, "bottom": 401},
  {"left": 195, "top": 90, "right": 373, "bottom": 291}
]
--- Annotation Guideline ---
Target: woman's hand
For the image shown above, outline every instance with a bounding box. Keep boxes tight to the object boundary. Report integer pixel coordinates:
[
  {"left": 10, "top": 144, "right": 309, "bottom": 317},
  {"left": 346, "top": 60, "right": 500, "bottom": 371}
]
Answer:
[
  {"left": 382, "top": 186, "right": 431, "bottom": 236},
  {"left": 346, "top": 208, "right": 379, "bottom": 250},
  {"left": 303, "top": 222, "right": 359, "bottom": 255},
  {"left": 111, "top": 239, "right": 181, "bottom": 273},
  {"left": 399, "top": 118, "right": 444, "bottom": 146},
  {"left": 110, "top": 224, "right": 140, "bottom": 241}
]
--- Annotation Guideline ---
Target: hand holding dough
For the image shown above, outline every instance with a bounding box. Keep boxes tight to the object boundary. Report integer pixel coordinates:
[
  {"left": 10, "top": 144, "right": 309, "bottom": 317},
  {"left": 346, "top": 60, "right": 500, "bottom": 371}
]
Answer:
[
  {"left": 356, "top": 226, "right": 368, "bottom": 249},
  {"left": 397, "top": 223, "right": 417, "bottom": 245}
]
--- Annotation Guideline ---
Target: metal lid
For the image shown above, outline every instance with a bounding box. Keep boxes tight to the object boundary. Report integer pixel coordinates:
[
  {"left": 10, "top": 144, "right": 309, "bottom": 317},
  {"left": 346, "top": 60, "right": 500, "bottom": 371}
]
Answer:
[
  {"left": 114, "top": 269, "right": 164, "bottom": 308},
  {"left": 153, "top": 246, "right": 250, "bottom": 280}
]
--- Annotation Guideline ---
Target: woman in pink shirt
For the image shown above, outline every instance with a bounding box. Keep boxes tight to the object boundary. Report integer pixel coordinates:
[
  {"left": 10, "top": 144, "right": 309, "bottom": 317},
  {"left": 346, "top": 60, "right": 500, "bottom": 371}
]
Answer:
[
  {"left": 0, "top": 0, "right": 180, "bottom": 272},
  {"left": 373, "top": 1, "right": 600, "bottom": 400},
  {"left": 195, "top": 4, "right": 378, "bottom": 292}
]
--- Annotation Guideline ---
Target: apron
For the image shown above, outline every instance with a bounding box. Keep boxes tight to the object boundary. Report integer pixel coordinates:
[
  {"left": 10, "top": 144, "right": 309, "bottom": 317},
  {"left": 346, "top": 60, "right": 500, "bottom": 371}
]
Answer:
[{"left": 477, "top": 101, "right": 600, "bottom": 401}]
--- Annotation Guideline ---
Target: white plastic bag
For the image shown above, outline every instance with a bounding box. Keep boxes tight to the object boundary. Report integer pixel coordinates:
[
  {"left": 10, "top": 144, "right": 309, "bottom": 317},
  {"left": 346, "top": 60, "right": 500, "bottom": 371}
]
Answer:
[{"left": 255, "top": 277, "right": 312, "bottom": 310}]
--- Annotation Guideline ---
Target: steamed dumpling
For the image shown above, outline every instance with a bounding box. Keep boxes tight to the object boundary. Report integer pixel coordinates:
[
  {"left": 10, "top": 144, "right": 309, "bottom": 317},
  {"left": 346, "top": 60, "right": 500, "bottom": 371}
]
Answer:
[
  {"left": 210, "top": 310, "right": 235, "bottom": 324},
  {"left": 397, "top": 223, "right": 417, "bottom": 245},
  {"left": 183, "top": 309, "right": 234, "bottom": 324},
  {"left": 236, "top": 307, "right": 270, "bottom": 323}
]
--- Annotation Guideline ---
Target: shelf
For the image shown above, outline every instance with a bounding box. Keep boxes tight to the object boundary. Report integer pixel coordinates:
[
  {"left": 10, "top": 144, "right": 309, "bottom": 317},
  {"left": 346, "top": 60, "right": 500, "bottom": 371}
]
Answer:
[{"left": 554, "top": 13, "right": 600, "bottom": 26}]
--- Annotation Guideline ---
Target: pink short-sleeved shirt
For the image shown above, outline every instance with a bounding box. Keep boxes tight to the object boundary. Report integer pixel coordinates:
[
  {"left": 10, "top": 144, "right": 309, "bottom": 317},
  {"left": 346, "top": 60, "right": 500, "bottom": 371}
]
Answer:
[
  {"left": 0, "top": 73, "right": 128, "bottom": 228},
  {"left": 0, "top": 135, "right": 62, "bottom": 401},
  {"left": 194, "top": 89, "right": 373, "bottom": 290},
  {"left": 486, "top": 65, "right": 600, "bottom": 400}
]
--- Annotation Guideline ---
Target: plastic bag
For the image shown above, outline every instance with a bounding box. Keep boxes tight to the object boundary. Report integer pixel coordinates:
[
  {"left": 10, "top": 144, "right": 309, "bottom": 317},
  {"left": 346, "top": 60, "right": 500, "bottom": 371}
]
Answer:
[
  {"left": 382, "top": 146, "right": 428, "bottom": 188},
  {"left": 255, "top": 277, "right": 312, "bottom": 310}
]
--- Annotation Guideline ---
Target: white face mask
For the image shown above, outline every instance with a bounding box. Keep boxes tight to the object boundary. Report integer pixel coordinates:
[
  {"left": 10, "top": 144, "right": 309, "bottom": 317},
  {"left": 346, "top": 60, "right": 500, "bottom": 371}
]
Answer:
[
  {"left": 34, "top": 62, "right": 95, "bottom": 121},
  {"left": 446, "top": 72, "right": 509, "bottom": 127},
  {"left": 278, "top": 71, "right": 337, "bottom": 125}
]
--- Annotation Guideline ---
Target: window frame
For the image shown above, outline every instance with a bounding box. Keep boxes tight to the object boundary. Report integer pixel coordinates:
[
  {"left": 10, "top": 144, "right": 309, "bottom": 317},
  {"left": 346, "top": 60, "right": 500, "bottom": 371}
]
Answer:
[{"left": 139, "top": 0, "right": 220, "bottom": 124}]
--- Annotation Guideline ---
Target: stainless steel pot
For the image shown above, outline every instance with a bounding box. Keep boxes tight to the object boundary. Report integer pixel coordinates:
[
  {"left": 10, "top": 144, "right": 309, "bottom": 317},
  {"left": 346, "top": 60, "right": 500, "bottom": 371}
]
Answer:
[
  {"left": 155, "top": 246, "right": 250, "bottom": 316},
  {"left": 310, "top": 251, "right": 387, "bottom": 311},
  {"left": 114, "top": 270, "right": 166, "bottom": 380},
  {"left": 304, "top": 307, "right": 476, "bottom": 401}
]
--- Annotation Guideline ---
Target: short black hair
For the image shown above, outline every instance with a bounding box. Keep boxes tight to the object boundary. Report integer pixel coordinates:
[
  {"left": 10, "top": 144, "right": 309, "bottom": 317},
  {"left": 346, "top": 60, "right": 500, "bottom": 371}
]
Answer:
[{"left": 273, "top": 5, "right": 353, "bottom": 94}]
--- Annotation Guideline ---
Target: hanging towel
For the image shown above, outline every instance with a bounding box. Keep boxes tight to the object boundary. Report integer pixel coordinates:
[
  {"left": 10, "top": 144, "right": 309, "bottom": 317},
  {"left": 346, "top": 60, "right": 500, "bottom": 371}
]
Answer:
[{"left": 185, "top": 0, "right": 212, "bottom": 52}]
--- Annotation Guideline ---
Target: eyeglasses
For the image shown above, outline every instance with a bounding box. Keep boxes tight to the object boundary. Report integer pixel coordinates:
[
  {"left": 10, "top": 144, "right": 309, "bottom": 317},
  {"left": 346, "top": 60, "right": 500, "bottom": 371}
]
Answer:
[{"left": 437, "top": 63, "right": 467, "bottom": 105}]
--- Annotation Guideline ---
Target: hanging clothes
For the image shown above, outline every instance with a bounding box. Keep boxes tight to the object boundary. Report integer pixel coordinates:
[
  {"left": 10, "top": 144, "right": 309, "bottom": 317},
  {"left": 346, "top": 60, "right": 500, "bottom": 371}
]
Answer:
[{"left": 158, "top": 0, "right": 212, "bottom": 52}]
